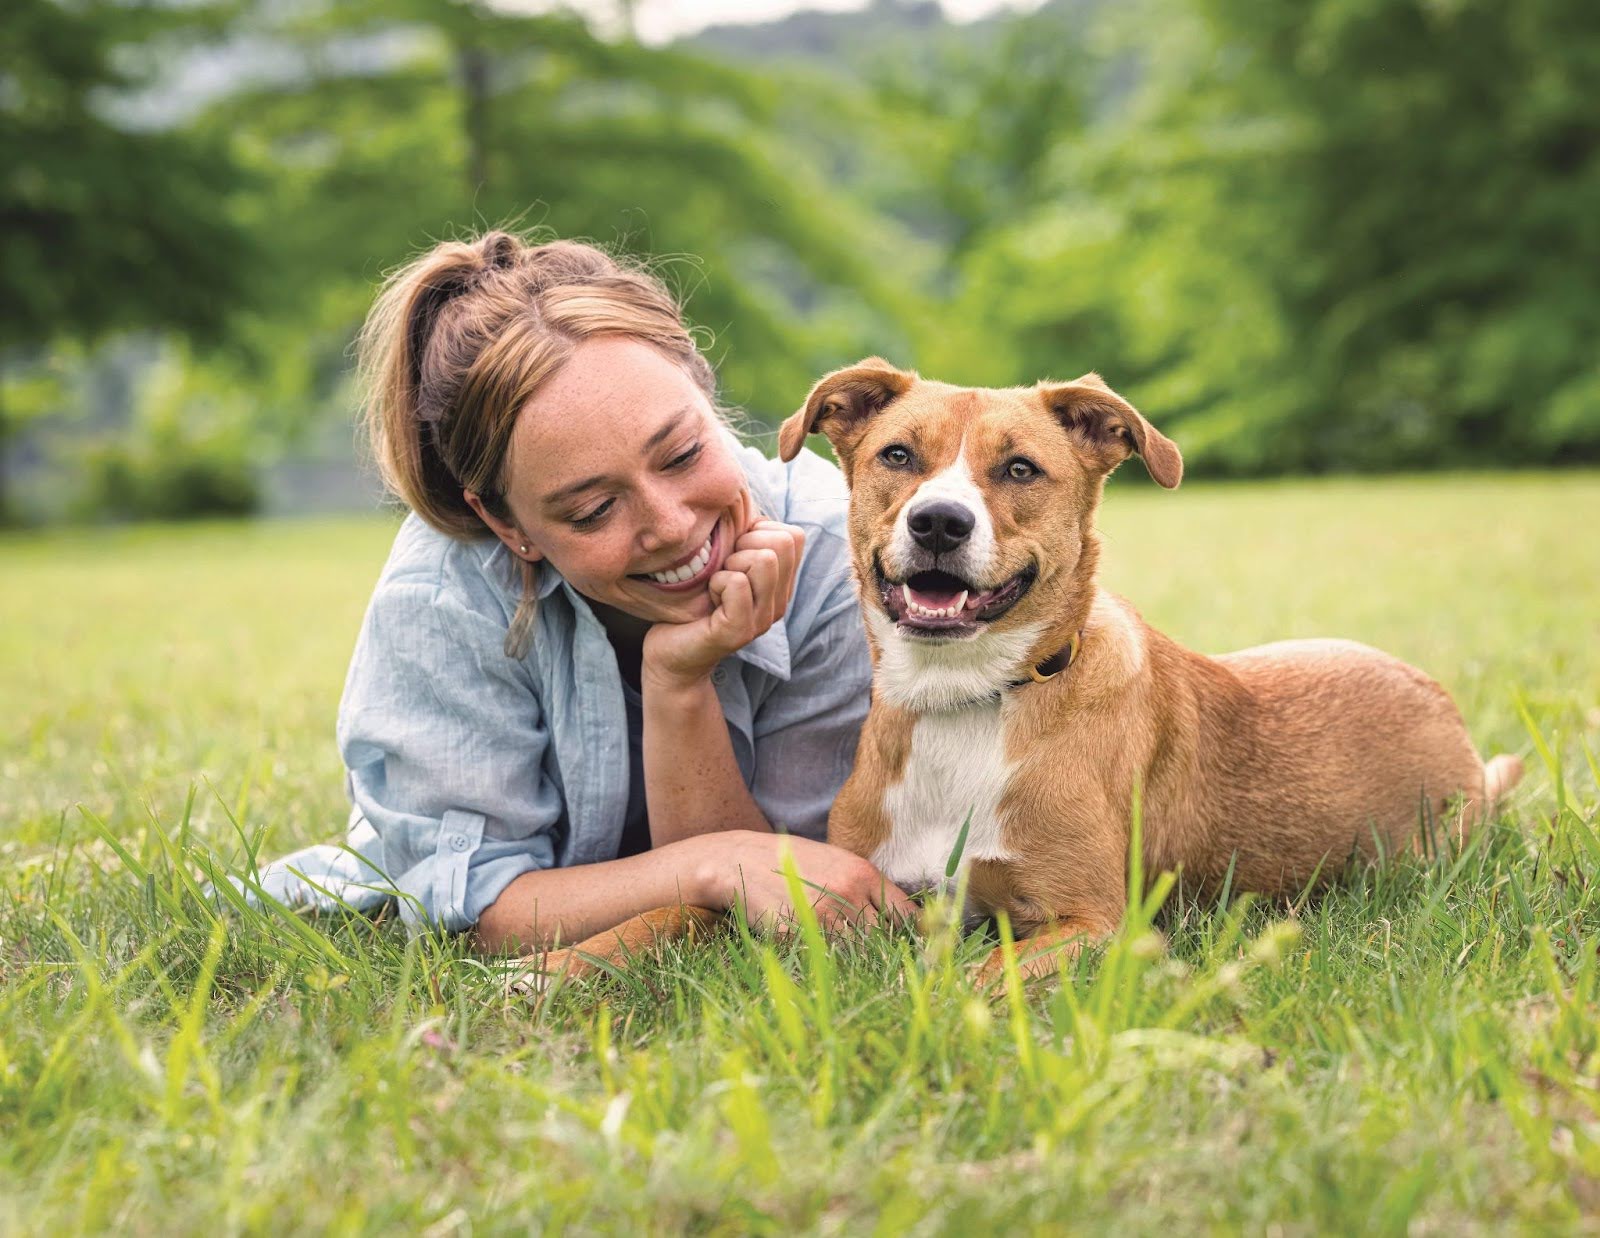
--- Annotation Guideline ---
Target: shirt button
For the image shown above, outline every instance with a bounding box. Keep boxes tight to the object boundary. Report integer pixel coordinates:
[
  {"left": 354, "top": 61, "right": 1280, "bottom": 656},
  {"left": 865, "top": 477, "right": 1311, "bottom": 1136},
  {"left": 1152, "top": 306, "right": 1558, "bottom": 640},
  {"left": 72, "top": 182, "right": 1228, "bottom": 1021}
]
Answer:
[
  {"left": 711, "top": 667, "right": 727, "bottom": 685},
  {"left": 448, "top": 833, "right": 469, "bottom": 852}
]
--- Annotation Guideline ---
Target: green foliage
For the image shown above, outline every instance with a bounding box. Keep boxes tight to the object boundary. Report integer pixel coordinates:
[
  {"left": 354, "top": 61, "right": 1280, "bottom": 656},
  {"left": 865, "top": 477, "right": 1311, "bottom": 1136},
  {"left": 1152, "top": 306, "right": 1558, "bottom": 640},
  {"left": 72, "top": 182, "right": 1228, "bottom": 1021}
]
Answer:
[
  {"left": 944, "top": 0, "right": 1600, "bottom": 472},
  {"left": 0, "top": 0, "right": 260, "bottom": 519},
  {"left": 0, "top": 0, "right": 256, "bottom": 349},
  {"left": 72, "top": 353, "right": 262, "bottom": 521},
  {"left": 193, "top": 0, "right": 915, "bottom": 420},
  {"left": 75, "top": 430, "right": 260, "bottom": 522},
  {"left": 2, "top": 478, "right": 1598, "bottom": 1227},
  {"left": 7, "top": 0, "right": 1600, "bottom": 513}
]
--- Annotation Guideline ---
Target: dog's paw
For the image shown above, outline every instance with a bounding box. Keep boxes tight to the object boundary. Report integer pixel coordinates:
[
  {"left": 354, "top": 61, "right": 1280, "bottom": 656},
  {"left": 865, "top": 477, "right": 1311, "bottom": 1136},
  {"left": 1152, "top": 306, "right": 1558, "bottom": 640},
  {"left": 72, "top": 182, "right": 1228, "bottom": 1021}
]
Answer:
[
  {"left": 505, "top": 948, "right": 599, "bottom": 999},
  {"left": 971, "top": 945, "right": 1064, "bottom": 995},
  {"left": 971, "top": 922, "right": 1116, "bottom": 995}
]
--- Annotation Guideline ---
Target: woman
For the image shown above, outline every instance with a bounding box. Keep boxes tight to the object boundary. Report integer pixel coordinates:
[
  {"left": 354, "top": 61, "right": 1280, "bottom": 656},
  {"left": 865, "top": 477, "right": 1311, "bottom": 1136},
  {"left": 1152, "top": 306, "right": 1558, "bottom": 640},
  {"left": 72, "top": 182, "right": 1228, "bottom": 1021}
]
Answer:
[{"left": 250, "top": 230, "right": 913, "bottom": 951}]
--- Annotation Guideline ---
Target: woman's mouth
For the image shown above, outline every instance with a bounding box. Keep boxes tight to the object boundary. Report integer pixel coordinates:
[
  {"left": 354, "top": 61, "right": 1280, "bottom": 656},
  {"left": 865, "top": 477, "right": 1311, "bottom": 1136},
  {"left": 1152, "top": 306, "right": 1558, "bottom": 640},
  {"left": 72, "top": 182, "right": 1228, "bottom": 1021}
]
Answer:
[{"left": 630, "top": 520, "right": 722, "bottom": 593}]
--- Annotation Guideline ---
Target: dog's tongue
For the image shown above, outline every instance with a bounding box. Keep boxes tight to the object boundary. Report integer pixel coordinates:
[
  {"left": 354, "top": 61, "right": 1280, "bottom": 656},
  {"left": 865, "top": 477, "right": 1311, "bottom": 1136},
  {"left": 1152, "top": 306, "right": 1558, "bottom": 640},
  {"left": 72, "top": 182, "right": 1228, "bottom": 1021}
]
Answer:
[{"left": 905, "top": 582, "right": 968, "bottom": 611}]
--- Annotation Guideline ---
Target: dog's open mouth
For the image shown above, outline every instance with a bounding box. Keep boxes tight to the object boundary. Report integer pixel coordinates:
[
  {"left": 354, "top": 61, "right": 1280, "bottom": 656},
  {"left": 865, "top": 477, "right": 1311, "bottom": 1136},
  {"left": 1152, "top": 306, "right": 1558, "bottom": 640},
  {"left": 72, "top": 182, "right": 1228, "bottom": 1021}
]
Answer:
[{"left": 875, "top": 558, "right": 1036, "bottom": 636}]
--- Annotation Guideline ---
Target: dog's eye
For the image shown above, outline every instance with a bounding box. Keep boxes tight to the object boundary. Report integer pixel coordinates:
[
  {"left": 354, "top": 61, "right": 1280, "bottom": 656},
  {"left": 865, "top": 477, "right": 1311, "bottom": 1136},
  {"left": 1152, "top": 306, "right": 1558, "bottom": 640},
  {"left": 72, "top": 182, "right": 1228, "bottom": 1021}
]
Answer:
[
  {"left": 879, "top": 444, "right": 914, "bottom": 469},
  {"left": 1005, "top": 457, "right": 1040, "bottom": 481}
]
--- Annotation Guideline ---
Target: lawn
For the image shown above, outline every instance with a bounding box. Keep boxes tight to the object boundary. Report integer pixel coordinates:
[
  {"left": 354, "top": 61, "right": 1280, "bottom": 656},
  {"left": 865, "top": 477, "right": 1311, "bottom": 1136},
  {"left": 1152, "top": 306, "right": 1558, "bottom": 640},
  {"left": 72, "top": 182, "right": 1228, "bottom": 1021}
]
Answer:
[{"left": 3, "top": 471, "right": 1598, "bottom": 1233}]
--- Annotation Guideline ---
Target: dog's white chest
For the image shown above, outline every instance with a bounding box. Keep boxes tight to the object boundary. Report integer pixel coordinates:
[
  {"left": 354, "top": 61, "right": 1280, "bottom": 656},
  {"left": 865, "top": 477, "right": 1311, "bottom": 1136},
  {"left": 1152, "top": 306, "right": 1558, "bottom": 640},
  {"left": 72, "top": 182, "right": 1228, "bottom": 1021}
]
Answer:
[{"left": 872, "top": 703, "right": 1017, "bottom": 895}]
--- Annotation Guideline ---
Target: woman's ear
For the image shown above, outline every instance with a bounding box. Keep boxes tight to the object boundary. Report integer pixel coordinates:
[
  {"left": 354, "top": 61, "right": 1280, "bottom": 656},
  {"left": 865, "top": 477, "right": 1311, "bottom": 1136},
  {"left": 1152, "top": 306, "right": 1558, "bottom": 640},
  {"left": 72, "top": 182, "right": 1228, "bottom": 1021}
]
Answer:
[{"left": 464, "top": 489, "right": 544, "bottom": 561}]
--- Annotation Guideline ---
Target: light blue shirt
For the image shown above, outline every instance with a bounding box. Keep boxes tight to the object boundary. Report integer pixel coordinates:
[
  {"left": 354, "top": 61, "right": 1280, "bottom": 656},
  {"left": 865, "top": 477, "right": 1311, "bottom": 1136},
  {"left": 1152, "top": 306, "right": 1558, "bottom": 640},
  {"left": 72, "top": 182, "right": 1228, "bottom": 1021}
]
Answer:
[{"left": 242, "top": 437, "right": 871, "bottom": 933}]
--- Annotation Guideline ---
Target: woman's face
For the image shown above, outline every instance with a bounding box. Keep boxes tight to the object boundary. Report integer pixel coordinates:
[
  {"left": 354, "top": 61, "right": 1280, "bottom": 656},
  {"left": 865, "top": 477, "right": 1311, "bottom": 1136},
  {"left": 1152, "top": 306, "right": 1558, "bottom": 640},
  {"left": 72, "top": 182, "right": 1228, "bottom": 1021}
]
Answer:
[{"left": 483, "top": 335, "right": 748, "bottom": 626}]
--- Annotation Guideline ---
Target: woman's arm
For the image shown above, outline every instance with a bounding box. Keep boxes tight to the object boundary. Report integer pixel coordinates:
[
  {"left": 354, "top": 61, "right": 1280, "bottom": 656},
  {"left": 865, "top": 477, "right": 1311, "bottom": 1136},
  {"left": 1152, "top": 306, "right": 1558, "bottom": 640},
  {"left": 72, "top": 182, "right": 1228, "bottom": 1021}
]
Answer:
[
  {"left": 639, "top": 518, "right": 805, "bottom": 845},
  {"left": 640, "top": 675, "right": 771, "bottom": 843},
  {"left": 473, "top": 830, "right": 914, "bottom": 953}
]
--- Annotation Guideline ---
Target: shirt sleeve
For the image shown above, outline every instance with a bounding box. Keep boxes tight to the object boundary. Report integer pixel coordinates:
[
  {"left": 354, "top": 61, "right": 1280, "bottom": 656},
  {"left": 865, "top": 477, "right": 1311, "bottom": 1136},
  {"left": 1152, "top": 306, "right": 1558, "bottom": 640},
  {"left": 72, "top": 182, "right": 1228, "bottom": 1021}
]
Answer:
[
  {"left": 336, "top": 578, "right": 563, "bottom": 933},
  {"left": 747, "top": 578, "right": 873, "bottom": 840}
]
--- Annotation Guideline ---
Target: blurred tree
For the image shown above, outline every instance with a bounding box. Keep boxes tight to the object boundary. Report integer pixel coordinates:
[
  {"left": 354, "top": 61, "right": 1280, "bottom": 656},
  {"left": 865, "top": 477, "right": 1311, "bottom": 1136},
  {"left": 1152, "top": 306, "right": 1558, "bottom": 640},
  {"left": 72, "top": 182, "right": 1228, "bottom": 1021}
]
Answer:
[
  {"left": 0, "top": 0, "right": 259, "bottom": 518},
  {"left": 873, "top": 1, "right": 1094, "bottom": 259},
  {"left": 951, "top": 0, "right": 1600, "bottom": 471},
  {"left": 192, "top": 0, "right": 916, "bottom": 434}
]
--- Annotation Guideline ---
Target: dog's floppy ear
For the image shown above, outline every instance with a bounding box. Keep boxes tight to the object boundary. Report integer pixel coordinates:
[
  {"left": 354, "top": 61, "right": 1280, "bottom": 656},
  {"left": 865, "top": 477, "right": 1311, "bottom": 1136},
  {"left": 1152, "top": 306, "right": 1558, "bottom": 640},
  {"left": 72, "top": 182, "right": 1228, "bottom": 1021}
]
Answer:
[
  {"left": 778, "top": 357, "right": 916, "bottom": 464},
  {"left": 1038, "top": 373, "right": 1182, "bottom": 489}
]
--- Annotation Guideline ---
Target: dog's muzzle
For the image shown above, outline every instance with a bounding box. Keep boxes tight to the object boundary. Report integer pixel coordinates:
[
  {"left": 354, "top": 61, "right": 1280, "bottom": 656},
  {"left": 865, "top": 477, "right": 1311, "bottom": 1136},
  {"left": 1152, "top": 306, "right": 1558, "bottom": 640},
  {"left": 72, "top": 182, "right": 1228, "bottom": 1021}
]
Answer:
[{"left": 873, "top": 553, "right": 1037, "bottom": 638}]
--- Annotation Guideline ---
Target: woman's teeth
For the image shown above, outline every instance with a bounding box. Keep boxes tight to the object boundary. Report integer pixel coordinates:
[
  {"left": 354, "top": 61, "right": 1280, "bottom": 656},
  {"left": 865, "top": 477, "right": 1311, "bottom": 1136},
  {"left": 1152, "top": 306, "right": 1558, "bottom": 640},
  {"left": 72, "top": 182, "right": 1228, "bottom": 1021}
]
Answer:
[{"left": 646, "top": 529, "right": 715, "bottom": 585}]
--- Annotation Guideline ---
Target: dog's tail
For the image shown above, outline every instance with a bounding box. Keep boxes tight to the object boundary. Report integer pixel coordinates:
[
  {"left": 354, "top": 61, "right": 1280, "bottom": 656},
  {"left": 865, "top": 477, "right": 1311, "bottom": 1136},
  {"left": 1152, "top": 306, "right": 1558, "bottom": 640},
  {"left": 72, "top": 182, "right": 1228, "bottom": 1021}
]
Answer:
[{"left": 1482, "top": 753, "right": 1524, "bottom": 812}]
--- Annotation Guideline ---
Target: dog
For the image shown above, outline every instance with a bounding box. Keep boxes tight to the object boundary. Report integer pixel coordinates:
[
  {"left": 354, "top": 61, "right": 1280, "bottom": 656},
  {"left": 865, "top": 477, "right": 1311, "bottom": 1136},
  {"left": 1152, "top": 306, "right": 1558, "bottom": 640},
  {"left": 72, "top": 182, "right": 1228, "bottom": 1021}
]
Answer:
[{"left": 531, "top": 359, "right": 1522, "bottom": 989}]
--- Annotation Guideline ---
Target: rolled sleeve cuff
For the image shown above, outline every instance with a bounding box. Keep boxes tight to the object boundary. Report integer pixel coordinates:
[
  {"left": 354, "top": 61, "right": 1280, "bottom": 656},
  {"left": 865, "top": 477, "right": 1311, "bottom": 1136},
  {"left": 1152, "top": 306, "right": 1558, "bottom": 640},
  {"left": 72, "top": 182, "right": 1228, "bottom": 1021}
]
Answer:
[{"left": 392, "top": 809, "right": 555, "bottom": 934}]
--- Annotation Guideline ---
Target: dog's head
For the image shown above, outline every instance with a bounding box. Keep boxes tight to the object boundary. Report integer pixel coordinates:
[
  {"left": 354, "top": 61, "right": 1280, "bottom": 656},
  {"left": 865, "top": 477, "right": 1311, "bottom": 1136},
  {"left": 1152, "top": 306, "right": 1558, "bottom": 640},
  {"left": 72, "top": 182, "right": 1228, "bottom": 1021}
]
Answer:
[{"left": 779, "top": 358, "right": 1180, "bottom": 707}]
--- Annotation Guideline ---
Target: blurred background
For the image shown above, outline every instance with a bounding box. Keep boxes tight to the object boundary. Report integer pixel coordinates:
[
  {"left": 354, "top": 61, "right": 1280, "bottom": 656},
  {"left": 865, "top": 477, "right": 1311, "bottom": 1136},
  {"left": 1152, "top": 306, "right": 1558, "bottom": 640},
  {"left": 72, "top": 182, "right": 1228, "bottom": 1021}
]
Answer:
[{"left": 4, "top": 0, "right": 1598, "bottom": 525}]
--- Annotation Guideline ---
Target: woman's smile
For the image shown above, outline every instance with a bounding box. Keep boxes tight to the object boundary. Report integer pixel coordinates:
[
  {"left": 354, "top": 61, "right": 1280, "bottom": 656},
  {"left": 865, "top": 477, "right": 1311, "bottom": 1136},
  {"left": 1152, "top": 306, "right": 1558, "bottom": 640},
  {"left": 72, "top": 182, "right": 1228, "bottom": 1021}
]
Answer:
[{"left": 631, "top": 517, "right": 725, "bottom": 592}]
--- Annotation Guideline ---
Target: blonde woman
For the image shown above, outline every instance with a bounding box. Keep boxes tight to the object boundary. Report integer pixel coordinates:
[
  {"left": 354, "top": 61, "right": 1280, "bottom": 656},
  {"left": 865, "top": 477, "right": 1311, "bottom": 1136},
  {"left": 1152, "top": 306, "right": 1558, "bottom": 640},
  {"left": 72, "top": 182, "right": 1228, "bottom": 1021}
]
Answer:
[{"left": 252, "top": 231, "right": 913, "bottom": 951}]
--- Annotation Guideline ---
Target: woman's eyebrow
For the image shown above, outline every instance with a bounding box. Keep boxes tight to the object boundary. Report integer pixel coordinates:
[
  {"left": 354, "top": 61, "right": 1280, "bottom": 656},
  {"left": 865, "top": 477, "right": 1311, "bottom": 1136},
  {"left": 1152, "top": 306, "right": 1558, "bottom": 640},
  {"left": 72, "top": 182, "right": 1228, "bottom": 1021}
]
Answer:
[
  {"left": 540, "top": 405, "right": 696, "bottom": 506},
  {"left": 642, "top": 407, "right": 692, "bottom": 452}
]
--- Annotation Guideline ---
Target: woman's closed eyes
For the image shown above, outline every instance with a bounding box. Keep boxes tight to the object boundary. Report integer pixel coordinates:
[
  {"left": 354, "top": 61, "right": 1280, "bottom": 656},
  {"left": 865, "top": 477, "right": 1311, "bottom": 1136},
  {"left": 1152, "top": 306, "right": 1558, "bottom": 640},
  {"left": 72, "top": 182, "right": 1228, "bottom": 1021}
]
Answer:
[{"left": 566, "top": 439, "right": 703, "bottom": 531}]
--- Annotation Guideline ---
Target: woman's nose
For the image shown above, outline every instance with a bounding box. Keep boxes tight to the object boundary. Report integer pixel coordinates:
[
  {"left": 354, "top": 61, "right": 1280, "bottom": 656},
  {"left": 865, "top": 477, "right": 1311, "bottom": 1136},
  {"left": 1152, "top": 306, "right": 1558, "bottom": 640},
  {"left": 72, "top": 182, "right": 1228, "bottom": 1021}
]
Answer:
[{"left": 636, "top": 486, "right": 695, "bottom": 552}]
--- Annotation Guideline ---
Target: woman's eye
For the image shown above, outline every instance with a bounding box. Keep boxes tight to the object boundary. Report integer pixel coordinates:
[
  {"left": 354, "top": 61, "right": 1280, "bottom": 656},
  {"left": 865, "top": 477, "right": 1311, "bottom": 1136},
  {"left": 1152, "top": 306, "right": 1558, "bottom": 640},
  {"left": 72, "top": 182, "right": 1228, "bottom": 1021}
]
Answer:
[
  {"left": 667, "top": 442, "right": 702, "bottom": 469},
  {"left": 570, "top": 498, "right": 614, "bottom": 529},
  {"left": 879, "top": 444, "right": 914, "bottom": 468},
  {"left": 1005, "top": 458, "right": 1040, "bottom": 481}
]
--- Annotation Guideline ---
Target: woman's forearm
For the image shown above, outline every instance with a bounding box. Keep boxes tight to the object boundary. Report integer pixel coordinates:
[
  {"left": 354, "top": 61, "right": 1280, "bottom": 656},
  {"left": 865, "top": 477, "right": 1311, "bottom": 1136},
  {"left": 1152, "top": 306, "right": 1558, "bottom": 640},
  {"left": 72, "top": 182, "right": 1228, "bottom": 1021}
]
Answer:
[
  {"left": 641, "top": 674, "right": 772, "bottom": 845},
  {"left": 472, "top": 837, "right": 717, "bottom": 954},
  {"left": 473, "top": 828, "right": 920, "bottom": 955}
]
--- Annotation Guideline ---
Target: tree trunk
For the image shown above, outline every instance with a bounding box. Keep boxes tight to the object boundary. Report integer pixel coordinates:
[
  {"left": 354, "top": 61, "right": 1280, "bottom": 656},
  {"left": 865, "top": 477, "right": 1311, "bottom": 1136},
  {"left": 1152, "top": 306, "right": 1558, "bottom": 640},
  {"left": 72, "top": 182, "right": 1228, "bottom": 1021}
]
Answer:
[
  {"left": 458, "top": 42, "right": 490, "bottom": 202},
  {"left": 0, "top": 381, "right": 10, "bottom": 525}
]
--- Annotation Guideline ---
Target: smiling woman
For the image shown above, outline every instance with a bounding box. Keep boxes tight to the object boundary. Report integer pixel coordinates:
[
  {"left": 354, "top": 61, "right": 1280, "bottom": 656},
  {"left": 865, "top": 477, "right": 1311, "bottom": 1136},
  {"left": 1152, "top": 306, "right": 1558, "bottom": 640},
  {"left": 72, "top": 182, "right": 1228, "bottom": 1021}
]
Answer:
[{"left": 244, "top": 230, "right": 913, "bottom": 954}]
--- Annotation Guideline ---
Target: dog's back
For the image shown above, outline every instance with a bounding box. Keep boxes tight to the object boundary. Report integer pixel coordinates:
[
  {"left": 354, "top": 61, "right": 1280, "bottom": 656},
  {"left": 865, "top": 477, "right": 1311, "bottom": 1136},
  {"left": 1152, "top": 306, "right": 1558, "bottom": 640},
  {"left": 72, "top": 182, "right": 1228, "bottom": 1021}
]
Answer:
[{"left": 1138, "top": 631, "right": 1497, "bottom": 897}]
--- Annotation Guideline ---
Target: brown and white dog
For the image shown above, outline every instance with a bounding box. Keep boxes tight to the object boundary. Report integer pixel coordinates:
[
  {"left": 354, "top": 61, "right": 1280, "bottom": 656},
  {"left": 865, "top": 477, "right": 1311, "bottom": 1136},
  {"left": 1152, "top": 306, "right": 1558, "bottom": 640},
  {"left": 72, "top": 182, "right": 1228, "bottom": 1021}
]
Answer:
[
  {"left": 774, "top": 358, "right": 1521, "bottom": 980},
  {"left": 535, "top": 359, "right": 1521, "bottom": 988}
]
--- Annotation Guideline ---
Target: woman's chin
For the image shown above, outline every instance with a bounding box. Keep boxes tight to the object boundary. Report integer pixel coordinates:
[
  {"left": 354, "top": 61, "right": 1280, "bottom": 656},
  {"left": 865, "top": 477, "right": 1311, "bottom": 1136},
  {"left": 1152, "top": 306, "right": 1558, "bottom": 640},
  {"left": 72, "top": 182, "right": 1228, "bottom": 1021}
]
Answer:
[{"left": 624, "top": 582, "right": 712, "bottom": 623}]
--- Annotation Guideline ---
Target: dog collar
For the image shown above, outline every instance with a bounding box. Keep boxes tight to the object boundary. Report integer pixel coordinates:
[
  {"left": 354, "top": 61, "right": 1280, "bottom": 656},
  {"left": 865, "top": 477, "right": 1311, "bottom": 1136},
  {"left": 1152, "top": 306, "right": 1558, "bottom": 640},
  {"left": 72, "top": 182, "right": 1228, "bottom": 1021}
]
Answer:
[{"left": 1007, "top": 629, "right": 1082, "bottom": 690}]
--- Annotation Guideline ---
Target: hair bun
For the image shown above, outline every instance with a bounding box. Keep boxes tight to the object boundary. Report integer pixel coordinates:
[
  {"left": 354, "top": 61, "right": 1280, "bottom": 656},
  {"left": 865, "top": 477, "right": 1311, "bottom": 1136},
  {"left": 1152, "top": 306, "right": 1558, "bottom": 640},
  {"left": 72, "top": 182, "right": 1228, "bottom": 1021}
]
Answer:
[{"left": 477, "top": 231, "right": 523, "bottom": 274}]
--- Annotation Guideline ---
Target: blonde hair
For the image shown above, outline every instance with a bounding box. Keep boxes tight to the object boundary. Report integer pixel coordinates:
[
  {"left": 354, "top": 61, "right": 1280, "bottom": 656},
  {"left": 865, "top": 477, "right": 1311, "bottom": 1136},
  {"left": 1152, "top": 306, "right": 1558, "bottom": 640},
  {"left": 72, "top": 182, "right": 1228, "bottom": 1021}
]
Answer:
[{"left": 357, "top": 230, "right": 718, "bottom": 655}]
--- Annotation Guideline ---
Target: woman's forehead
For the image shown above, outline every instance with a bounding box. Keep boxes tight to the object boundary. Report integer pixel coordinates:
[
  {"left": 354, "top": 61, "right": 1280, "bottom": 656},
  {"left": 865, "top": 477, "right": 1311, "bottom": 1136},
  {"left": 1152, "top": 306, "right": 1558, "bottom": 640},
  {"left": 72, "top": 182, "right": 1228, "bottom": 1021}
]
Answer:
[{"left": 510, "top": 338, "right": 713, "bottom": 503}]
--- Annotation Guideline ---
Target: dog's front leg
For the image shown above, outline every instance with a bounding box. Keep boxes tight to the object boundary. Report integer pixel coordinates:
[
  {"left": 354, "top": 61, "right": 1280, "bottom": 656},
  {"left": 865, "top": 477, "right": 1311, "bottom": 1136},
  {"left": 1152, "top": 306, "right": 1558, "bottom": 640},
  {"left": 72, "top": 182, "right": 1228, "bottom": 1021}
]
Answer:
[
  {"left": 532, "top": 904, "right": 721, "bottom": 990},
  {"left": 972, "top": 916, "right": 1118, "bottom": 990},
  {"left": 966, "top": 815, "right": 1127, "bottom": 992}
]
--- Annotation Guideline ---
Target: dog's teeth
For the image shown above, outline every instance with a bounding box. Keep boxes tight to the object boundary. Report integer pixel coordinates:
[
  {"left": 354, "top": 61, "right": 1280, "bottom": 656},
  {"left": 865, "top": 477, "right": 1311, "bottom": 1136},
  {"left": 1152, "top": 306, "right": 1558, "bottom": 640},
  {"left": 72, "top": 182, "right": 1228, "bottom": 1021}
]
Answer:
[
  {"left": 954, "top": 590, "right": 969, "bottom": 612},
  {"left": 901, "top": 591, "right": 969, "bottom": 620}
]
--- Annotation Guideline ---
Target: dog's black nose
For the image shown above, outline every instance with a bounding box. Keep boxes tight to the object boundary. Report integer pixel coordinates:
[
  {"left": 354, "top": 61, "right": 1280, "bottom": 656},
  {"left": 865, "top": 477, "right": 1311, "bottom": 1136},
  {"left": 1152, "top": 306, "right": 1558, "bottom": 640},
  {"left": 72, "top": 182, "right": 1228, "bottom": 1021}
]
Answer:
[{"left": 907, "top": 500, "right": 975, "bottom": 554}]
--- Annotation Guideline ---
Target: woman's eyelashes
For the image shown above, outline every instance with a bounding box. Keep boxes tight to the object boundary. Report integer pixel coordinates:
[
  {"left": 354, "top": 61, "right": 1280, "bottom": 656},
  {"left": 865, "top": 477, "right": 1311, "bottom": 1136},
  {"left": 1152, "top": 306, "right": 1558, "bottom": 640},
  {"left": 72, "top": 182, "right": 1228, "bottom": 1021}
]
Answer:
[
  {"left": 565, "top": 442, "right": 702, "bottom": 531},
  {"left": 569, "top": 498, "right": 614, "bottom": 530}
]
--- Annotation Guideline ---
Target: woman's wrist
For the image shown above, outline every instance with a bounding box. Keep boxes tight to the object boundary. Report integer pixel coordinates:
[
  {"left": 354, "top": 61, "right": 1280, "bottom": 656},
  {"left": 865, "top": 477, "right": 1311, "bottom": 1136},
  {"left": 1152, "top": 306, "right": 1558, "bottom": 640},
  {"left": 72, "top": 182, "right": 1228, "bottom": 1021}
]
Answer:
[
  {"left": 669, "top": 829, "right": 762, "bottom": 910},
  {"left": 639, "top": 654, "right": 717, "bottom": 699},
  {"left": 667, "top": 833, "right": 719, "bottom": 908}
]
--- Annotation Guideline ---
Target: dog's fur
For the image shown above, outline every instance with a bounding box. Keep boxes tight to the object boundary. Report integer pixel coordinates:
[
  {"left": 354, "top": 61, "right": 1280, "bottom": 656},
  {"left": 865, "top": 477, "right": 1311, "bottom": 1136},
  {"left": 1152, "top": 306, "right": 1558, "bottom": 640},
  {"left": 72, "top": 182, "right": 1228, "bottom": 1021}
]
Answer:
[{"left": 532, "top": 360, "right": 1521, "bottom": 988}]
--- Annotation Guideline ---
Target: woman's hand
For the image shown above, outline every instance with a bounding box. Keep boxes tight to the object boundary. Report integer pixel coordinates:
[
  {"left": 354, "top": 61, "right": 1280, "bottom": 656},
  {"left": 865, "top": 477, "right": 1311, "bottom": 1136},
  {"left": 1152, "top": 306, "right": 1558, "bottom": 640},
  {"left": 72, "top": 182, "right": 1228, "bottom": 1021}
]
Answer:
[
  {"left": 686, "top": 830, "right": 918, "bottom": 930},
  {"left": 642, "top": 505, "right": 805, "bottom": 692}
]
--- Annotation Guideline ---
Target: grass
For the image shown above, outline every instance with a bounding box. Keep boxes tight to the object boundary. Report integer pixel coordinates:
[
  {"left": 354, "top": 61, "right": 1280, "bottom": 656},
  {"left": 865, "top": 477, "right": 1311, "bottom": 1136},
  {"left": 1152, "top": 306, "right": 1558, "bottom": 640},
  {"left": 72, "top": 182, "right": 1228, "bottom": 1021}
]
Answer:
[{"left": 2, "top": 471, "right": 1598, "bottom": 1233}]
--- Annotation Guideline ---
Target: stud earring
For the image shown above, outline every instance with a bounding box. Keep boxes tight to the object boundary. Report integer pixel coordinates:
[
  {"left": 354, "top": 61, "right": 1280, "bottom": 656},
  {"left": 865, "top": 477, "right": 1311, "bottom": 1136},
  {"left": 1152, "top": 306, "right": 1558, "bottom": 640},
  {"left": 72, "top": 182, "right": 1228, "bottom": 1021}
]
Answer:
[{"left": 518, "top": 544, "right": 528, "bottom": 554}]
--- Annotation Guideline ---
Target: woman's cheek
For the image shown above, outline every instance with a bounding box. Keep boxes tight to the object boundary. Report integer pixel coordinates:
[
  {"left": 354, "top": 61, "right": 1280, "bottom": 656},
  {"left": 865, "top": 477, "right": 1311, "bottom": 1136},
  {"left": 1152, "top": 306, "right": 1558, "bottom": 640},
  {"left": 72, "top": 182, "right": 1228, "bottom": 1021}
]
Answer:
[{"left": 701, "top": 444, "right": 746, "bottom": 506}]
